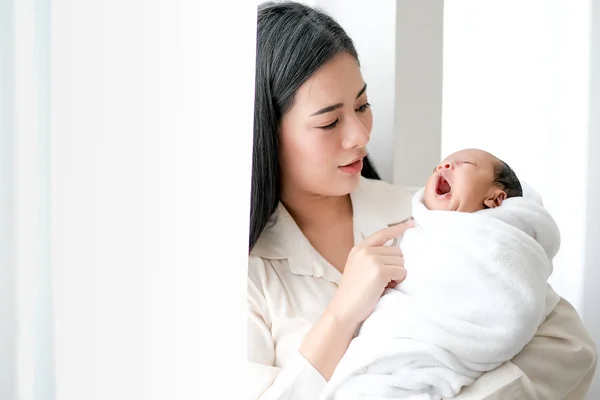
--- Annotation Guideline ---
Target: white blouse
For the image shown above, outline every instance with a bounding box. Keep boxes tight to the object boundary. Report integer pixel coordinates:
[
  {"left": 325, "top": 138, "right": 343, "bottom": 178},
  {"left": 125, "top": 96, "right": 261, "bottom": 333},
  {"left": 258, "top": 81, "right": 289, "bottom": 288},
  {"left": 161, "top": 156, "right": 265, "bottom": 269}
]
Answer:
[{"left": 247, "top": 177, "right": 597, "bottom": 399}]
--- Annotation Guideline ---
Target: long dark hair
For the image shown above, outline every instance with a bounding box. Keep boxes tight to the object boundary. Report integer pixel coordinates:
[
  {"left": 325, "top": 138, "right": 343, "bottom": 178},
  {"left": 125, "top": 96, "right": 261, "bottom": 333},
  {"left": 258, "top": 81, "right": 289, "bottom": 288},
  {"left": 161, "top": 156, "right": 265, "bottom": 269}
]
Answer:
[{"left": 250, "top": 1, "right": 381, "bottom": 251}]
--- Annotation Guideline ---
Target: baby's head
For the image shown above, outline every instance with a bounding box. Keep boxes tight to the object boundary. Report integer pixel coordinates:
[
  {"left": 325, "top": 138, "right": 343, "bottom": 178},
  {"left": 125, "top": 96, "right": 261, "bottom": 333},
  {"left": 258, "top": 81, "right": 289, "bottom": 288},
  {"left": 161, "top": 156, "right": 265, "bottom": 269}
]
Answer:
[{"left": 423, "top": 149, "right": 522, "bottom": 212}]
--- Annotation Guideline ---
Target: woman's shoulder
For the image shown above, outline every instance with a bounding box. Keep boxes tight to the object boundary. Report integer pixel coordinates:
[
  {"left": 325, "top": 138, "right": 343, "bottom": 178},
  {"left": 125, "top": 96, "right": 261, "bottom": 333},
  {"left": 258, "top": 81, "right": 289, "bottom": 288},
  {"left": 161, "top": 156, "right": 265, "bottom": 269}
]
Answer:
[
  {"left": 247, "top": 253, "right": 285, "bottom": 289},
  {"left": 248, "top": 253, "right": 268, "bottom": 282},
  {"left": 247, "top": 254, "right": 271, "bottom": 304}
]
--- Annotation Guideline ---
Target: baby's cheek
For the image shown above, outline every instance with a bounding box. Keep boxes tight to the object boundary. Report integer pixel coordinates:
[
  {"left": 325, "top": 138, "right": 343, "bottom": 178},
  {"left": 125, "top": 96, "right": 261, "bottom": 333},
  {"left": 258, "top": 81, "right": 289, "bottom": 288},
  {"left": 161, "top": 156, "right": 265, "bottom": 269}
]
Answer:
[
  {"left": 423, "top": 183, "right": 435, "bottom": 209},
  {"left": 425, "top": 176, "right": 436, "bottom": 194}
]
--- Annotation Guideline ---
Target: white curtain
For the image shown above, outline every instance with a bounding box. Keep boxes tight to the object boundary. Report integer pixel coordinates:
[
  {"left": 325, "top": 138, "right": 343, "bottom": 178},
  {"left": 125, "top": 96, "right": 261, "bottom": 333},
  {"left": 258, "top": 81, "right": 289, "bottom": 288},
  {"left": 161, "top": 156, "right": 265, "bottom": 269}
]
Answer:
[
  {"left": 1, "top": 0, "right": 55, "bottom": 399},
  {"left": 0, "top": 0, "right": 17, "bottom": 396},
  {"left": 1, "top": 0, "right": 257, "bottom": 399}
]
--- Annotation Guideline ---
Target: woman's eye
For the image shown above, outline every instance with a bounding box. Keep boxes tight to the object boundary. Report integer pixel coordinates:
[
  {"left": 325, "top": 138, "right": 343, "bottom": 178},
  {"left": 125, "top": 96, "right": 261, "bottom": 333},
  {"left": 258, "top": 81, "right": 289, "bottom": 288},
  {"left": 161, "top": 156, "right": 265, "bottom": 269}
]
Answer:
[
  {"left": 356, "top": 102, "right": 371, "bottom": 113},
  {"left": 319, "top": 119, "right": 339, "bottom": 130}
]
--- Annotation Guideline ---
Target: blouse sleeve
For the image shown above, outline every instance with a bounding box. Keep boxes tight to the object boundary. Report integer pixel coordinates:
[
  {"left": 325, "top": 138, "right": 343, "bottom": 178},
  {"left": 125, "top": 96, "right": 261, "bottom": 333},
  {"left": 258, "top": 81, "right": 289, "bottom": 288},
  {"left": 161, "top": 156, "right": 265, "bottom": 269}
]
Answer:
[
  {"left": 454, "top": 285, "right": 598, "bottom": 399},
  {"left": 247, "top": 255, "right": 327, "bottom": 400}
]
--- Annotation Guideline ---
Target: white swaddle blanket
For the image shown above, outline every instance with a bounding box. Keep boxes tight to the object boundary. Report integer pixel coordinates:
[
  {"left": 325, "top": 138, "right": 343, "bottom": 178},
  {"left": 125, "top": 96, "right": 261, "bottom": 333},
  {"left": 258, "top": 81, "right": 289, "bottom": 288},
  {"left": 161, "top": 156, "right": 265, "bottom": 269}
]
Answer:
[{"left": 320, "top": 184, "right": 561, "bottom": 400}]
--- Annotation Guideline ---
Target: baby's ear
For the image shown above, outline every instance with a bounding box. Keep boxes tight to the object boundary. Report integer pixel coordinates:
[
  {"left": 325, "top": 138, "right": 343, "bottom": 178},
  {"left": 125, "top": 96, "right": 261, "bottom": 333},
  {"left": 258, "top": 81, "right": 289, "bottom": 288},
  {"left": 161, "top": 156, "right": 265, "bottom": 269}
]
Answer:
[{"left": 484, "top": 189, "right": 507, "bottom": 209}]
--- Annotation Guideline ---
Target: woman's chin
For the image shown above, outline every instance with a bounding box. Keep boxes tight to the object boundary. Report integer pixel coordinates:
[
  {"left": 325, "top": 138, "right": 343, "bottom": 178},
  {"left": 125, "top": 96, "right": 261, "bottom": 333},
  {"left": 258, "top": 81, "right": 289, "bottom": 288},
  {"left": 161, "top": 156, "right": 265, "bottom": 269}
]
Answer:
[
  {"left": 343, "top": 172, "right": 362, "bottom": 188},
  {"left": 325, "top": 174, "right": 361, "bottom": 196}
]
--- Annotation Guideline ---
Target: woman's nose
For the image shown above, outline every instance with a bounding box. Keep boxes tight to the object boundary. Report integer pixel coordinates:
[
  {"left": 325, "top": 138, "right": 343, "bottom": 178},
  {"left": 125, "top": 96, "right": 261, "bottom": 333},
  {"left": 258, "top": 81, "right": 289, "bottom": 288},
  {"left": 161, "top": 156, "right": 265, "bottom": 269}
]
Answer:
[{"left": 342, "top": 119, "right": 370, "bottom": 149}]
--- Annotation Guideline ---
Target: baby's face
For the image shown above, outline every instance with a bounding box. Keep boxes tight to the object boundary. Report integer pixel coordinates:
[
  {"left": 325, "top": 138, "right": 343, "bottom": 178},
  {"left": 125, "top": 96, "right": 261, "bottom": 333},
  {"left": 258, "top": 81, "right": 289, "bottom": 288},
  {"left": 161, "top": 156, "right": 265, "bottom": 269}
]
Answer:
[{"left": 424, "top": 149, "right": 502, "bottom": 212}]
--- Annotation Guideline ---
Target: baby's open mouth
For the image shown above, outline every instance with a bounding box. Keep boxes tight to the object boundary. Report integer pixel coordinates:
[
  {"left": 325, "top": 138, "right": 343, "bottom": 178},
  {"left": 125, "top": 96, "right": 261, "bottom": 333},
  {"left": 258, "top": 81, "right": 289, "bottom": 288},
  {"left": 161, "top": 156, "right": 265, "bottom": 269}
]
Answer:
[{"left": 435, "top": 175, "right": 452, "bottom": 196}]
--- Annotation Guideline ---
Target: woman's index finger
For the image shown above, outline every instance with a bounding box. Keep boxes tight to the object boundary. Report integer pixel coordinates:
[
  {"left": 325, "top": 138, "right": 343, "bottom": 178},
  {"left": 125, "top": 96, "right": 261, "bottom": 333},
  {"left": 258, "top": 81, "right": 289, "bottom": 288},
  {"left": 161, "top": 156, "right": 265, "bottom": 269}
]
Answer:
[{"left": 362, "top": 218, "right": 415, "bottom": 247}]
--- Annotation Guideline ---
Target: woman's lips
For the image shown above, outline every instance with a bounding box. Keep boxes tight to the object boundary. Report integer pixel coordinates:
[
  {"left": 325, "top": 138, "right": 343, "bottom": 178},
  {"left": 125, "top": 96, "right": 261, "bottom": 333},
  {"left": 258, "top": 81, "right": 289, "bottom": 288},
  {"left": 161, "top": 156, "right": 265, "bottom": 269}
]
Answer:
[{"left": 339, "top": 158, "right": 364, "bottom": 175}]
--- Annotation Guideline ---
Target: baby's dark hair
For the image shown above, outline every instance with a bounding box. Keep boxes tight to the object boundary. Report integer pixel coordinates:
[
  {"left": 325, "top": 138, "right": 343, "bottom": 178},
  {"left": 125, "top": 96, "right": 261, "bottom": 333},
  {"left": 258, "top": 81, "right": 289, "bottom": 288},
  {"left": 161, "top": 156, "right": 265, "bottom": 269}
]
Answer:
[{"left": 493, "top": 159, "right": 523, "bottom": 198}]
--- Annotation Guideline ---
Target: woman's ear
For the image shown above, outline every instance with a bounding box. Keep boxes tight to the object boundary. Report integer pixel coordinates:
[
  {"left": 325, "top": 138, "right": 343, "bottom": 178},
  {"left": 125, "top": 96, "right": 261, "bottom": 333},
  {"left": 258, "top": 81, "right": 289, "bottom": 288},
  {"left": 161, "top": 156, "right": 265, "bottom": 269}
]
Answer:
[{"left": 484, "top": 189, "right": 507, "bottom": 209}]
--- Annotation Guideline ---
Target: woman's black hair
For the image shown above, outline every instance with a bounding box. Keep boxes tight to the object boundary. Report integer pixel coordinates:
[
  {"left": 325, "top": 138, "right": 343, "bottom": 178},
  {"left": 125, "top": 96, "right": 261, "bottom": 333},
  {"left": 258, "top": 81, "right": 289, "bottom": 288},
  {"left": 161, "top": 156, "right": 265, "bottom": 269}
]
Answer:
[{"left": 249, "top": 1, "right": 381, "bottom": 251}]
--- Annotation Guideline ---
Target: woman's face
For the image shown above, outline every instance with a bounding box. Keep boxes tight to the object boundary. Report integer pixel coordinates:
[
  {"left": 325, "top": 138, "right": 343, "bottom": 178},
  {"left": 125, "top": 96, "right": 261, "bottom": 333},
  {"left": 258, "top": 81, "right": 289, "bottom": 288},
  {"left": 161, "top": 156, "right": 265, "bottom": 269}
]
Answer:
[{"left": 279, "top": 52, "right": 373, "bottom": 199}]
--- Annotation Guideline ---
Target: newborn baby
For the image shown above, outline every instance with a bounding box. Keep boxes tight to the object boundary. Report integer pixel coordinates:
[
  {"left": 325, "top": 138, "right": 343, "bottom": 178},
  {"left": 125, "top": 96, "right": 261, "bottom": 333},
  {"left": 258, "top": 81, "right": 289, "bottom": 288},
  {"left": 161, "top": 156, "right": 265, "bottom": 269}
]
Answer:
[
  {"left": 321, "top": 149, "right": 561, "bottom": 400},
  {"left": 423, "top": 148, "right": 523, "bottom": 212}
]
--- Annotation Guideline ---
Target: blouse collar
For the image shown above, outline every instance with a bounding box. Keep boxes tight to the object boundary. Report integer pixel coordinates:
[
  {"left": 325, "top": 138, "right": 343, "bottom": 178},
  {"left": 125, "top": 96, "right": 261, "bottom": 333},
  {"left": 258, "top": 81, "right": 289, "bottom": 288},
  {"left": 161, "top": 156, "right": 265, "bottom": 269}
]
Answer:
[{"left": 250, "top": 177, "right": 412, "bottom": 282}]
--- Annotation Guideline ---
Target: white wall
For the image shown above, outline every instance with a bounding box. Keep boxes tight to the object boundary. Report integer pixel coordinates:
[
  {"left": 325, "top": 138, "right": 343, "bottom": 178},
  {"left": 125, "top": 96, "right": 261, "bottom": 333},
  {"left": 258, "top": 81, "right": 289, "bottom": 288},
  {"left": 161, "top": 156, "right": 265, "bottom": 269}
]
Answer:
[
  {"left": 393, "top": 1, "right": 444, "bottom": 189},
  {"left": 315, "top": 0, "right": 397, "bottom": 182}
]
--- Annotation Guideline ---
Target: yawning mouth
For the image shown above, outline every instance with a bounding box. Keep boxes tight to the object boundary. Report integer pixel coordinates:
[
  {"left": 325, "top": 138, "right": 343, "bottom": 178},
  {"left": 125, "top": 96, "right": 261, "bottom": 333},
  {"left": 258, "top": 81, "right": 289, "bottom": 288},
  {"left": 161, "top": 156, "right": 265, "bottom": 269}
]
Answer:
[{"left": 435, "top": 174, "right": 452, "bottom": 196}]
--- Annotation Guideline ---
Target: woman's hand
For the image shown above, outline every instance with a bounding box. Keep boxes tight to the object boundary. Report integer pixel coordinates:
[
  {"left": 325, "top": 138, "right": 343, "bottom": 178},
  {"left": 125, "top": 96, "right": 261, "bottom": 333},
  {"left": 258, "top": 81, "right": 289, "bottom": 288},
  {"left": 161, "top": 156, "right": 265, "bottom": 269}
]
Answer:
[
  {"left": 326, "top": 220, "right": 415, "bottom": 326},
  {"left": 299, "top": 219, "right": 414, "bottom": 381}
]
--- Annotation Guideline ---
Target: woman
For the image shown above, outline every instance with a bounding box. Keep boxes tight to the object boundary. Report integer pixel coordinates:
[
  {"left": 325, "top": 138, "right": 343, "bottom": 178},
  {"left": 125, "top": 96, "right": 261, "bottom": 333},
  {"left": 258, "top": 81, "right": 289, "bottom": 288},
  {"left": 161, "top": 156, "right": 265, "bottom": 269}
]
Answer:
[{"left": 247, "top": 1, "right": 597, "bottom": 399}]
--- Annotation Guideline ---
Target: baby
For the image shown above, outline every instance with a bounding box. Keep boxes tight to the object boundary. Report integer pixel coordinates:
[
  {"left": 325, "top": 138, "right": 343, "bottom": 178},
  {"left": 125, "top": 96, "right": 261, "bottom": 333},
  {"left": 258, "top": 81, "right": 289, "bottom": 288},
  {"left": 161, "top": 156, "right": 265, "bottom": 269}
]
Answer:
[
  {"left": 423, "top": 148, "right": 523, "bottom": 213},
  {"left": 321, "top": 149, "right": 561, "bottom": 400}
]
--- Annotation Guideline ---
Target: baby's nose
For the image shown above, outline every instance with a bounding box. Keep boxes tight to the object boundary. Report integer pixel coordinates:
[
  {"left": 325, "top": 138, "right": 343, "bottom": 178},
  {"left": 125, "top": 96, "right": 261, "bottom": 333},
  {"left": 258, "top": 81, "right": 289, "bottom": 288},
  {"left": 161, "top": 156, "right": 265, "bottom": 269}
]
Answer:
[{"left": 436, "top": 162, "right": 452, "bottom": 170}]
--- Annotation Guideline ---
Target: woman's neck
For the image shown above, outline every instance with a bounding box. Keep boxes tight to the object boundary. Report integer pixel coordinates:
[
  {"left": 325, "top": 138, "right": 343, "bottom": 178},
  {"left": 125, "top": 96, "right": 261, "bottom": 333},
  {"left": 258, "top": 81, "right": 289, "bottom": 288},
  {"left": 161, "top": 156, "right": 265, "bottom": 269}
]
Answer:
[{"left": 281, "top": 190, "right": 353, "bottom": 230}]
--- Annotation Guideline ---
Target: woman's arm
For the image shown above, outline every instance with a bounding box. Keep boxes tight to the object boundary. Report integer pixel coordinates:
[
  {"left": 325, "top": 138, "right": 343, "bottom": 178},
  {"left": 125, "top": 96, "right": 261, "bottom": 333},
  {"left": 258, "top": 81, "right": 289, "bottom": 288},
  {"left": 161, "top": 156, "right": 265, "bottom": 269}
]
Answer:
[
  {"left": 510, "top": 288, "right": 597, "bottom": 399},
  {"left": 247, "top": 273, "right": 357, "bottom": 399},
  {"left": 247, "top": 298, "right": 328, "bottom": 399},
  {"left": 248, "top": 302, "right": 357, "bottom": 399},
  {"left": 299, "top": 310, "right": 358, "bottom": 380},
  {"left": 455, "top": 286, "right": 598, "bottom": 400},
  {"left": 247, "top": 254, "right": 358, "bottom": 399}
]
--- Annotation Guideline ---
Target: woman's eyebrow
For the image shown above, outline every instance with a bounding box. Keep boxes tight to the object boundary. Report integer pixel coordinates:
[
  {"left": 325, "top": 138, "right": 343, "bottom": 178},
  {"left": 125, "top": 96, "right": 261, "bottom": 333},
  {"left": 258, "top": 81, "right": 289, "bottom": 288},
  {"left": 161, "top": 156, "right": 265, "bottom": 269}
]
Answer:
[
  {"left": 310, "top": 83, "right": 368, "bottom": 116},
  {"left": 356, "top": 82, "right": 367, "bottom": 98},
  {"left": 310, "top": 103, "right": 343, "bottom": 116}
]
